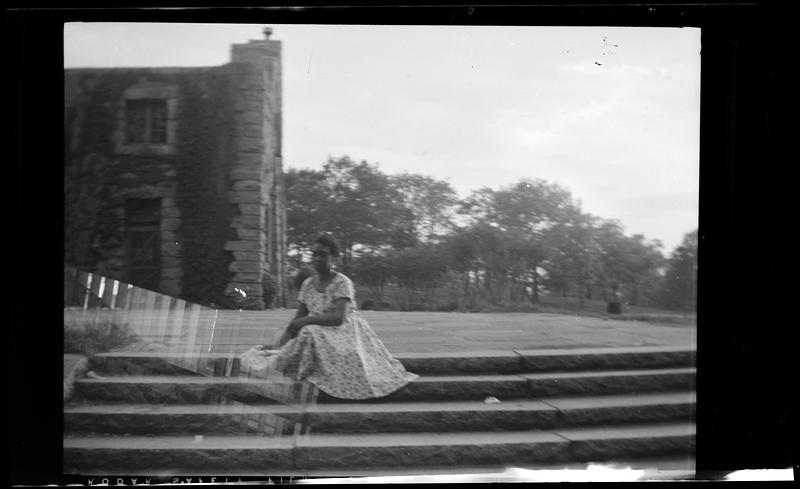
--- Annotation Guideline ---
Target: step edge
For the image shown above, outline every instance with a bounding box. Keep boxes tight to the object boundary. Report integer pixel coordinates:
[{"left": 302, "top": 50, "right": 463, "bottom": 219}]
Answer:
[
  {"left": 64, "top": 391, "right": 697, "bottom": 414},
  {"left": 63, "top": 421, "right": 697, "bottom": 448},
  {"left": 74, "top": 367, "right": 696, "bottom": 384},
  {"left": 93, "top": 345, "right": 697, "bottom": 361}
]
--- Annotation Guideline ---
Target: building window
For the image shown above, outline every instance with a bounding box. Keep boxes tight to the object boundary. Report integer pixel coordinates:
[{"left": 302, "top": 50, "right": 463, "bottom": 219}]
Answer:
[
  {"left": 116, "top": 83, "right": 177, "bottom": 155},
  {"left": 124, "top": 99, "right": 167, "bottom": 145}
]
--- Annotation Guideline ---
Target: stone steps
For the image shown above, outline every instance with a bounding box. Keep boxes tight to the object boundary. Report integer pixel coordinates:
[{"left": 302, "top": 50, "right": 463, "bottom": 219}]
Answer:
[
  {"left": 64, "top": 391, "right": 694, "bottom": 435},
  {"left": 73, "top": 367, "right": 695, "bottom": 404},
  {"left": 90, "top": 346, "right": 695, "bottom": 376},
  {"left": 63, "top": 422, "right": 694, "bottom": 474},
  {"left": 65, "top": 346, "right": 695, "bottom": 475}
]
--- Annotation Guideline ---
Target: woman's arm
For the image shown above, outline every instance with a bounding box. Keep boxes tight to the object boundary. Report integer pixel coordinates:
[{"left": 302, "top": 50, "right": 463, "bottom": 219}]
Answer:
[
  {"left": 289, "top": 298, "right": 351, "bottom": 330},
  {"left": 293, "top": 302, "right": 310, "bottom": 320},
  {"left": 276, "top": 300, "right": 349, "bottom": 347},
  {"left": 273, "top": 302, "right": 309, "bottom": 347}
]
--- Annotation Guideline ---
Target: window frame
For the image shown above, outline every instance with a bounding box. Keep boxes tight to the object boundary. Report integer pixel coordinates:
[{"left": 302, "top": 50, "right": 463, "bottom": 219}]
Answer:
[
  {"left": 124, "top": 98, "right": 168, "bottom": 145},
  {"left": 115, "top": 84, "right": 178, "bottom": 155}
]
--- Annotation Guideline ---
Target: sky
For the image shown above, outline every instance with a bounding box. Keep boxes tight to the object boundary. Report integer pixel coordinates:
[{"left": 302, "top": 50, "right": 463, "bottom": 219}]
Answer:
[{"left": 64, "top": 23, "right": 700, "bottom": 253}]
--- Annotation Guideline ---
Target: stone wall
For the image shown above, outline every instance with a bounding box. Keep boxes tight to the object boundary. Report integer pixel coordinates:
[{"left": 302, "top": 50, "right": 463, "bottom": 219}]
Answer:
[{"left": 64, "top": 31, "right": 286, "bottom": 309}]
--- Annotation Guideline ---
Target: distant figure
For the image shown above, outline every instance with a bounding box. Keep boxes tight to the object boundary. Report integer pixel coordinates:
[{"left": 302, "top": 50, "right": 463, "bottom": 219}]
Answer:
[
  {"left": 607, "top": 283, "right": 622, "bottom": 314},
  {"left": 240, "top": 234, "right": 418, "bottom": 399}
]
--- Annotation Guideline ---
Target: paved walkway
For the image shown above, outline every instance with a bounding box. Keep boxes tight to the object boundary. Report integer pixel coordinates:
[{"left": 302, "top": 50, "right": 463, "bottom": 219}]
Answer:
[{"left": 205, "top": 309, "right": 696, "bottom": 354}]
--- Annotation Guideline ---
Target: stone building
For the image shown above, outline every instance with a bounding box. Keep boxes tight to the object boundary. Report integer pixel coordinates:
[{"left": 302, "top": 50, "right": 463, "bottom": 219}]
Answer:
[{"left": 64, "top": 28, "right": 287, "bottom": 309}]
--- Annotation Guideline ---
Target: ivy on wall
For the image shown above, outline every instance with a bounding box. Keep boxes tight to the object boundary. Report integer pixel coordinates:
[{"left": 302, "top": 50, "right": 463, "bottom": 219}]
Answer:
[
  {"left": 64, "top": 73, "right": 134, "bottom": 276},
  {"left": 173, "top": 70, "right": 236, "bottom": 307},
  {"left": 64, "top": 68, "right": 239, "bottom": 306}
]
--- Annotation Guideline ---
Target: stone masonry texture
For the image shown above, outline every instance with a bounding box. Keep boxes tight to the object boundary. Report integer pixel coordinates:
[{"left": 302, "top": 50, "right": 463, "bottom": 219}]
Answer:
[{"left": 64, "top": 31, "right": 287, "bottom": 308}]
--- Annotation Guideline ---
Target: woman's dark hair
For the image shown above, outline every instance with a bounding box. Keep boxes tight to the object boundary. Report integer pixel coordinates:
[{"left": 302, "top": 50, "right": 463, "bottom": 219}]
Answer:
[{"left": 315, "top": 234, "right": 340, "bottom": 257}]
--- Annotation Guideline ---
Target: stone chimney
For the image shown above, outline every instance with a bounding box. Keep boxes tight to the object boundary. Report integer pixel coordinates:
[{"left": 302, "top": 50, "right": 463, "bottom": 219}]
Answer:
[{"left": 225, "top": 27, "right": 285, "bottom": 308}]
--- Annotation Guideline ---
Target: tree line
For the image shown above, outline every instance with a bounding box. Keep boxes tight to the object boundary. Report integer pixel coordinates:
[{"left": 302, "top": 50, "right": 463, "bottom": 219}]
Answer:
[{"left": 285, "top": 156, "right": 697, "bottom": 312}]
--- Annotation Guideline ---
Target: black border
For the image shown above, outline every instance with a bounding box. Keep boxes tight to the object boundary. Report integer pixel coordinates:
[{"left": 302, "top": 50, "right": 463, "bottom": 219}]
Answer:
[{"left": 8, "top": 4, "right": 796, "bottom": 485}]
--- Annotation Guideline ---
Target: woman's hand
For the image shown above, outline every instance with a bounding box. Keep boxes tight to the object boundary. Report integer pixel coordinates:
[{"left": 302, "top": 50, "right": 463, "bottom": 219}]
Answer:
[
  {"left": 275, "top": 317, "right": 308, "bottom": 347},
  {"left": 289, "top": 317, "right": 308, "bottom": 334},
  {"left": 276, "top": 324, "right": 297, "bottom": 348}
]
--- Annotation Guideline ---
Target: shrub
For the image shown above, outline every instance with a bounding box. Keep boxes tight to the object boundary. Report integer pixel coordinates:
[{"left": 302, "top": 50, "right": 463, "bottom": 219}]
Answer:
[
  {"left": 262, "top": 273, "right": 277, "bottom": 309},
  {"left": 436, "top": 301, "right": 460, "bottom": 312},
  {"left": 504, "top": 303, "right": 541, "bottom": 313},
  {"left": 360, "top": 299, "right": 375, "bottom": 310},
  {"left": 64, "top": 319, "right": 139, "bottom": 356},
  {"left": 619, "top": 313, "right": 694, "bottom": 326}
]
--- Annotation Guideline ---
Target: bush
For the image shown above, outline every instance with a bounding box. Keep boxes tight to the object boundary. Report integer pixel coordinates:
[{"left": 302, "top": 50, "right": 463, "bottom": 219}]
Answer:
[
  {"left": 262, "top": 273, "right": 277, "bottom": 309},
  {"left": 436, "top": 301, "right": 460, "bottom": 312},
  {"left": 619, "top": 313, "right": 694, "bottom": 326},
  {"left": 360, "top": 299, "right": 375, "bottom": 310},
  {"left": 490, "top": 302, "right": 540, "bottom": 313},
  {"left": 64, "top": 320, "right": 139, "bottom": 356}
]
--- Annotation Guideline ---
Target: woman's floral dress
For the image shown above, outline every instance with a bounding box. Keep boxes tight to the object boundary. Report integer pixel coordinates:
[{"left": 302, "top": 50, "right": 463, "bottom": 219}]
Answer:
[{"left": 239, "top": 272, "right": 418, "bottom": 400}]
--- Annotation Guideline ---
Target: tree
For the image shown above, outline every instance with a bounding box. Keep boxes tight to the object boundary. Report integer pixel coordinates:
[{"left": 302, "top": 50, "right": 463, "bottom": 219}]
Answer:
[
  {"left": 592, "top": 220, "right": 633, "bottom": 300},
  {"left": 286, "top": 166, "right": 677, "bottom": 312},
  {"left": 458, "top": 179, "right": 580, "bottom": 305},
  {"left": 660, "top": 230, "right": 698, "bottom": 311},
  {"left": 589, "top": 220, "right": 668, "bottom": 307},
  {"left": 507, "top": 230, "right": 548, "bottom": 304},
  {"left": 439, "top": 228, "right": 480, "bottom": 309},
  {"left": 462, "top": 179, "right": 577, "bottom": 234},
  {"left": 350, "top": 251, "right": 393, "bottom": 307},
  {"left": 437, "top": 224, "right": 510, "bottom": 309},
  {"left": 388, "top": 244, "right": 449, "bottom": 310},
  {"left": 468, "top": 223, "right": 513, "bottom": 306},
  {"left": 540, "top": 209, "right": 600, "bottom": 305},
  {"left": 284, "top": 167, "right": 327, "bottom": 265},
  {"left": 285, "top": 156, "right": 417, "bottom": 273},
  {"left": 622, "top": 234, "right": 666, "bottom": 307},
  {"left": 390, "top": 172, "right": 459, "bottom": 242}
]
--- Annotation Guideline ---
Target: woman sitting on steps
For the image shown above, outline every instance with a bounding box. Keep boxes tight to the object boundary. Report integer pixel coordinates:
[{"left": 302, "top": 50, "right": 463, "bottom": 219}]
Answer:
[{"left": 239, "top": 234, "right": 418, "bottom": 400}]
